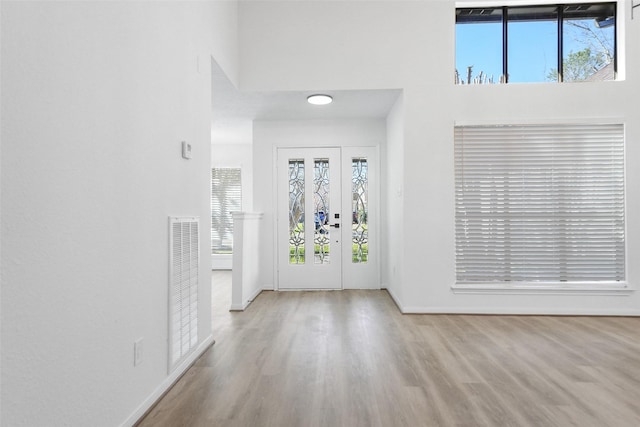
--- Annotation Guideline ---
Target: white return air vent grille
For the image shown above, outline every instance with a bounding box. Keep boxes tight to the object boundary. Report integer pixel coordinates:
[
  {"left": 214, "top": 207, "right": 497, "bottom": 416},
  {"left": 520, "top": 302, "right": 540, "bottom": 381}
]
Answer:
[{"left": 169, "top": 216, "right": 199, "bottom": 372}]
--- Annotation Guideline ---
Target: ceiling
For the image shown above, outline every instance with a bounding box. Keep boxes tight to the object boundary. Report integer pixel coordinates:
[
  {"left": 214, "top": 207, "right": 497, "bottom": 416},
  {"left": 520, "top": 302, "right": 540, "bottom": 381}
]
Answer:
[{"left": 211, "top": 60, "right": 401, "bottom": 145}]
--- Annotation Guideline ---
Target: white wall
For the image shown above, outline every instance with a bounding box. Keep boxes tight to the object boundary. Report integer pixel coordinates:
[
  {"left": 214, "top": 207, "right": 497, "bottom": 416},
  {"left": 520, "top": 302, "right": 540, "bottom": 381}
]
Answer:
[
  {"left": 238, "top": 0, "right": 430, "bottom": 92},
  {"left": 210, "top": 1, "right": 239, "bottom": 88},
  {"left": 240, "top": 0, "right": 640, "bottom": 314},
  {"left": 1, "top": 1, "right": 238, "bottom": 425},
  {"left": 253, "top": 119, "right": 386, "bottom": 290},
  {"left": 384, "top": 93, "right": 405, "bottom": 303}
]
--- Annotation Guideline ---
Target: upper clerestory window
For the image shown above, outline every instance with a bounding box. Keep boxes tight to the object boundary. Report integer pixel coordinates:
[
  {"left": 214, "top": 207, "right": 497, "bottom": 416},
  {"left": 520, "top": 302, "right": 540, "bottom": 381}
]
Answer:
[{"left": 455, "top": 2, "right": 616, "bottom": 84}]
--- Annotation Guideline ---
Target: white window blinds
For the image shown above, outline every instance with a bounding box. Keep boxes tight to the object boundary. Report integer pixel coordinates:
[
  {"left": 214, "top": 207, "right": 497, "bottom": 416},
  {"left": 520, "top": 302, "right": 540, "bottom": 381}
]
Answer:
[
  {"left": 454, "top": 123, "right": 625, "bottom": 284},
  {"left": 211, "top": 168, "right": 242, "bottom": 254}
]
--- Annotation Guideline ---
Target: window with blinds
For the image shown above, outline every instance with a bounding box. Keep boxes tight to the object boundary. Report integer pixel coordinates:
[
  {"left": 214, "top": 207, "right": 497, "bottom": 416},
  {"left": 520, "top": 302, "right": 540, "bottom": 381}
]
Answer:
[
  {"left": 454, "top": 123, "right": 625, "bottom": 285},
  {"left": 211, "top": 168, "right": 242, "bottom": 254}
]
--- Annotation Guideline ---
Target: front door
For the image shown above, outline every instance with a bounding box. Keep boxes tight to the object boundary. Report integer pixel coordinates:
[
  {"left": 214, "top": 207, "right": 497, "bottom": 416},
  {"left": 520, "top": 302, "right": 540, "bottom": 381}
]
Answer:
[
  {"left": 278, "top": 148, "right": 342, "bottom": 289},
  {"left": 277, "top": 147, "right": 379, "bottom": 290}
]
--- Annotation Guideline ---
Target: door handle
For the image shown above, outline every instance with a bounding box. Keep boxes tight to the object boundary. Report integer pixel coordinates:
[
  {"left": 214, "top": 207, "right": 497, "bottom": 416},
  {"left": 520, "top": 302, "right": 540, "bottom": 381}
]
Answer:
[{"left": 330, "top": 223, "right": 340, "bottom": 229}]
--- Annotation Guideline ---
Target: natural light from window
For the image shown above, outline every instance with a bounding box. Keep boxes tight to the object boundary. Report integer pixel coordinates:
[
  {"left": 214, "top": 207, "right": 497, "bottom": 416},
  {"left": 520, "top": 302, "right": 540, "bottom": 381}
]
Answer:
[{"left": 455, "top": 2, "right": 616, "bottom": 84}]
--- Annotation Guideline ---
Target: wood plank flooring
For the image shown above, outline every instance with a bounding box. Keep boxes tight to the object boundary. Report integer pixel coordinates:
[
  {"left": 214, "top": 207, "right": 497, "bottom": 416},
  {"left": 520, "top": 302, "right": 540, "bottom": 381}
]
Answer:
[{"left": 138, "top": 271, "right": 640, "bottom": 427}]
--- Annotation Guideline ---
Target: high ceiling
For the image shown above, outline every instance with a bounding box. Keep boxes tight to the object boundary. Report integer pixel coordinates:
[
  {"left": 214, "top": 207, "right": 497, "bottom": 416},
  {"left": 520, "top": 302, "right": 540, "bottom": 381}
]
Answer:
[{"left": 211, "top": 60, "right": 401, "bottom": 144}]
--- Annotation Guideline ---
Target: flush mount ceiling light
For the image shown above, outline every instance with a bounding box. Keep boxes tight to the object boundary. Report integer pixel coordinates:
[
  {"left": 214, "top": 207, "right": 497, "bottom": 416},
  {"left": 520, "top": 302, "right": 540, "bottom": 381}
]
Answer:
[{"left": 307, "top": 94, "right": 333, "bottom": 105}]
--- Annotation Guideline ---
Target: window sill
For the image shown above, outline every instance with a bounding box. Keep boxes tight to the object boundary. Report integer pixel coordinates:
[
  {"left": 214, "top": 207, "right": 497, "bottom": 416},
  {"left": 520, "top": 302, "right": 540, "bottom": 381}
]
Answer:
[
  {"left": 452, "top": 282, "right": 632, "bottom": 296},
  {"left": 454, "top": 79, "right": 621, "bottom": 87}
]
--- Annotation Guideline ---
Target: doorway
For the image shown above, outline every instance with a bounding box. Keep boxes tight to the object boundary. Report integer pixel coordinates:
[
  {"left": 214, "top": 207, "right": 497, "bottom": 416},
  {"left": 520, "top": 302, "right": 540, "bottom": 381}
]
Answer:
[{"left": 277, "top": 146, "right": 379, "bottom": 290}]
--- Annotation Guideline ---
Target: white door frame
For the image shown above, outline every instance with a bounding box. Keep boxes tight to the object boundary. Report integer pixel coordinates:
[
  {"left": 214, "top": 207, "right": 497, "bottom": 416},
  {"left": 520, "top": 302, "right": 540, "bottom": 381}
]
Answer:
[{"left": 274, "top": 146, "right": 380, "bottom": 290}]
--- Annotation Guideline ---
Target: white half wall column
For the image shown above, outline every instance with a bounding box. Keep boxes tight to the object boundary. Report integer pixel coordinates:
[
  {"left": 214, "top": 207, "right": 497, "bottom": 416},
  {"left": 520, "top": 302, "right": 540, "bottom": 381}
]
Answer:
[{"left": 230, "top": 212, "right": 264, "bottom": 311}]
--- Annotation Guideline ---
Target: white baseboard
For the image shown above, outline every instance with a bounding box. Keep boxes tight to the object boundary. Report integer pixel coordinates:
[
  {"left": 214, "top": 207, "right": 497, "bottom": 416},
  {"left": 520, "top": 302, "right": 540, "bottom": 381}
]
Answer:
[
  {"left": 383, "top": 286, "right": 639, "bottom": 316},
  {"left": 399, "top": 306, "right": 640, "bottom": 316},
  {"left": 121, "top": 335, "right": 215, "bottom": 427},
  {"left": 230, "top": 287, "right": 264, "bottom": 311},
  {"left": 384, "top": 286, "right": 405, "bottom": 314},
  {"left": 343, "top": 286, "right": 382, "bottom": 290},
  {"left": 246, "top": 287, "right": 263, "bottom": 306}
]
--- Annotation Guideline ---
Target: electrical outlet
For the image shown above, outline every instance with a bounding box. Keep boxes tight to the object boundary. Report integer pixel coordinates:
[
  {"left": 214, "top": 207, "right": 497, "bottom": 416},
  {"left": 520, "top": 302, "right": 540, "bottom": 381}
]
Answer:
[{"left": 134, "top": 338, "right": 143, "bottom": 367}]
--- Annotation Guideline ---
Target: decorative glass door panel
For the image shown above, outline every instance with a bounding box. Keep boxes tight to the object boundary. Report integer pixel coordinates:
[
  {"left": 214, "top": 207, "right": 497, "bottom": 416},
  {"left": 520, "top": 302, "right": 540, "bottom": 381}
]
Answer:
[
  {"left": 352, "top": 158, "right": 368, "bottom": 264},
  {"left": 288, "top": 160, "right": 305, "bottom": 264},
  {"left": 314, "top": 159, "right": 331, "bottom": 264},
  {"left": 340, "top": 147, "right": 379, "bottom": 289}
]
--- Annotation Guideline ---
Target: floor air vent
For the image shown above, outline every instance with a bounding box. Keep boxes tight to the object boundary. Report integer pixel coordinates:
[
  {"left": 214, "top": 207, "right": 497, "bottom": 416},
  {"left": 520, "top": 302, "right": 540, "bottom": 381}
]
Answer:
[{"left": 169, "top": 216, "right": 199, "bottom": 372}]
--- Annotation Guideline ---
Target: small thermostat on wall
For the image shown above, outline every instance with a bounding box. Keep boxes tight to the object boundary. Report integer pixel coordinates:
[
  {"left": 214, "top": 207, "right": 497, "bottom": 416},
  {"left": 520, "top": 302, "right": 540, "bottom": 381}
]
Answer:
[{"left": 182, "top": 141, "right": 192, "bottom": 159}]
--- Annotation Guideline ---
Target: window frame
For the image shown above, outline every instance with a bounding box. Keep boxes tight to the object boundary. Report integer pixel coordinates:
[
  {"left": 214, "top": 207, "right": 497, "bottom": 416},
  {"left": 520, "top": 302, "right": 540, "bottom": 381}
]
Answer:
[{"left": 455, "top": 1, "right": 617, "bottom": 84}]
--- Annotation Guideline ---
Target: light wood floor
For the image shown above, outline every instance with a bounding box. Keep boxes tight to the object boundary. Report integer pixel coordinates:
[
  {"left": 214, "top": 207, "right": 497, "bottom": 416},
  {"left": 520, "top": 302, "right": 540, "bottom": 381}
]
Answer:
[{"left": 138, "top": 271, "right": 640, "bottom": 427}]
